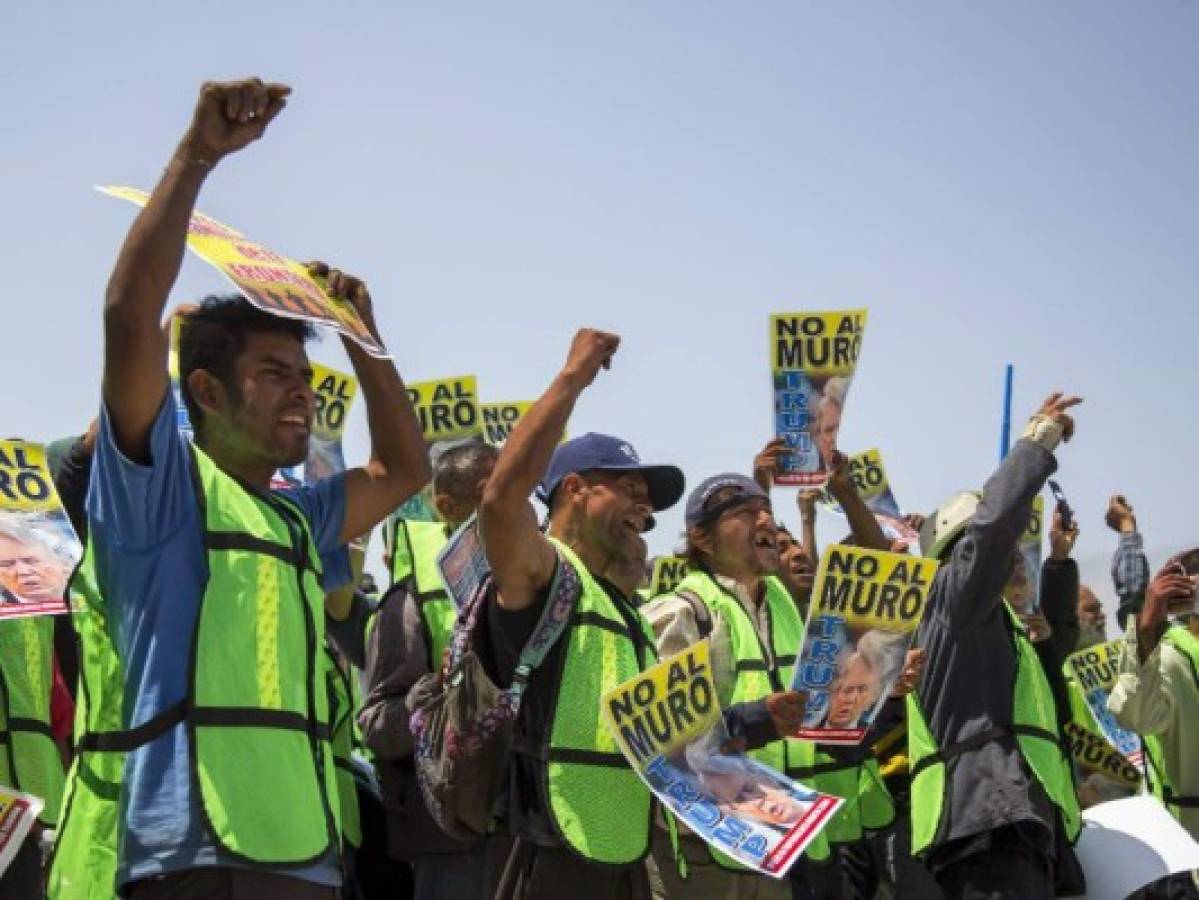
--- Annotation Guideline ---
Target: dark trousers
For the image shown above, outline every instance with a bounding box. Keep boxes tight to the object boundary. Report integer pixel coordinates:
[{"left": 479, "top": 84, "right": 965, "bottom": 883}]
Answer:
[
  {"left": 841, "top": 819, "right": 942, "bottom": 900},
  {"left": 128, "top": 867, "right": 339, "bottom": 899},
  {"left": 496, "top": 840, "right": 652, "bottom": 900},
  {"left": 0, "top": 834, "right": 42, "bottom": 900},
  {"left": 789, "top": 854, "right": 845, "bottom": 900},
  {"left": 933, "top": 839, "right": 1053, "bottom": 900},
  {"left": 412, "top": 839, "right": 504, "bottom": 900}
]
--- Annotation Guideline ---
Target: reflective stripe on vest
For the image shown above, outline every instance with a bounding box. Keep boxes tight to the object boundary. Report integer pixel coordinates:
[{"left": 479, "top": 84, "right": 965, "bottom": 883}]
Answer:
[
  {"left": 187, "top": 444, "right": 340, "bottom": 865},
  {"left": 0, "top": 614, "right": 65, "bottom": 828},
  {"left": 1143, "top": 626, "right": 1199, "bottom": 816},
  {"left": 326, "top": 646, "right": 362, "bottom": 848},
  {"left": 907, "top": 603, "right": 1080, "bottom": 856},
  {"left": 48, "top": 556, "right": 123, "bottom": 900},
  {"left": 388, "top": 519, "right": 456, "bottom": 671},
  {"left": 666, "top": 572, "right": 833, "bottom": 864},
  {"left": 544, "top": 538, "right": 655, "bottom": 866}
]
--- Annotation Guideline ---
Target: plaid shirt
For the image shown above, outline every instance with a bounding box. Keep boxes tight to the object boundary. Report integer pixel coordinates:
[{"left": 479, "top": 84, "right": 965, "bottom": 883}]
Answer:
[{"left": 1111, "top": 530, "right": 1149, "bottom": 623}]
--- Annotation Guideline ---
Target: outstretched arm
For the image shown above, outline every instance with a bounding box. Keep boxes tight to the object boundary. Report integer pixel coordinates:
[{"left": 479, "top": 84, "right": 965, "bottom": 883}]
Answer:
[
  {"left": 479, "top": 329, "right": 619, "bottom": 610},
  {"left": 935, "top": 392, "right": 1082, "bottom": 627},
  {"left": 104, "top": 78, "right": 289, "bottom": 462}
]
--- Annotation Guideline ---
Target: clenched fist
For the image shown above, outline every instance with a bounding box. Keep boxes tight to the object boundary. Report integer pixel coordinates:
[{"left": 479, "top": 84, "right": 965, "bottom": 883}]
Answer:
[{"left": 179, "top": 78, "right": 291, "bottom": 167}]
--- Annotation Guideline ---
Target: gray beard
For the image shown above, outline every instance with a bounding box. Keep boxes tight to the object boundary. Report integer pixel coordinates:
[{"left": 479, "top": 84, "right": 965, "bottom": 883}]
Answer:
[{"left": 1075, "top": 626, "right": 1107, "bottom": 651}]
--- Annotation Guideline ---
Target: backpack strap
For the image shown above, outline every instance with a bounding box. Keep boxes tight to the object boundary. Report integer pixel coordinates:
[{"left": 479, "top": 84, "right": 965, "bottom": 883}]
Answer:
[
  {"left": 677, "top": 589, "right": 713, "bottom": 640},
  {"left": 509, "top": 560, "right": 584, "bottom": 704}
]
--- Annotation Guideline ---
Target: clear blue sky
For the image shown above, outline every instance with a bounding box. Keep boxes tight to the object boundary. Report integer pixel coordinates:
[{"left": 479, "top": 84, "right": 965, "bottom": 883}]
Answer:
[{"left": 4, "top": 3, "right": 1197, "bottom": 617}]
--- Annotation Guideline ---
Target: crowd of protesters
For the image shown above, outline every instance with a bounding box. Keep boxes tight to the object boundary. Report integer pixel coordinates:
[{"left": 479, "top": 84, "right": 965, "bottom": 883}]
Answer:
[{"left": 0, "top": 78, "right": 1195, "bottom": 900}]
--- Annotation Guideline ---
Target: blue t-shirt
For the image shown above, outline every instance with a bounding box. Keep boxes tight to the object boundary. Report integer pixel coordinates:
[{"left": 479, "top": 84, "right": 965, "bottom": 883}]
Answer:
[{"left": 87, "top": 392, "right": 350, "bottom": 889}]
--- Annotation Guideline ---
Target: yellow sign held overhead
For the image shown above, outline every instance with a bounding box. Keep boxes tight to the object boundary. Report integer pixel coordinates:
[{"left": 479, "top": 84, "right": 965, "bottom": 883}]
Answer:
[{"left": 99, "top": 185, "right": 387, "bottom": 358}]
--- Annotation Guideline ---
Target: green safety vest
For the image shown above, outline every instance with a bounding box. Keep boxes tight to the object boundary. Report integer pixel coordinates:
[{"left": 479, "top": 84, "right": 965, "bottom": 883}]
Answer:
[
  {"left": 789, "top": 750, "right": 895, "bottom": 846},
  {"left": 387, "top": 518, "right": 456, "bottom": 672},
  {"left": 325, "top": 646, "right": 361, "bottom": 849},
  {"left": 545, "top": 538, "right": 656, "bottom": 866},
  {"left": 1143, "top": 625, "right": 1199, "bottom": 821},
  {"left": 0, "top": 612, "right": 65, "bottom": 828},
  {"left": 77, "top": 444, "right": 342, "bottom": 866},
  {"left": 48, "top": 556, "right": 123, "bottom": 900},
  {"left": 665, "top": 572, "right": 836, "bottom": 865},
  {"left": 907, "top": 603, "right": 1080, "bottom": 856}
]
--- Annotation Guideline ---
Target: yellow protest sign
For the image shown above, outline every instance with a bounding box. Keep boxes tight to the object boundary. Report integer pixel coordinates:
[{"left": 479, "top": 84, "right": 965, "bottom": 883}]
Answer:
[
  {"left": 770, "top": 310, "right": 867, "bottom": 377},
  {"left": 604, "top": 641, "right": 716, "bottom": 766},
  {"left": 481, "top": 401, "right": 567, "bottom": 447},
  {"left": 1013, "top": 495, "right": 1045, "bottom": 613},
  {"left": 807, "top": 545, "right": 937, "bottom": 632},
  {"left": 793, "top": 545, "right": 938, "bottom": 744},
  {"left": 98, "top": 186, "right": 387, "bottom": 358},
  {"left": 408, "top": 376, "right": 481, "bottom": 444},
  {"left": 846, "top": 449, "right": 888, "bottom": 504},
  {"left": 1066, "top": 641, "right": 1143, "bottom": 766},
  {"left": 1022, "top": 495, "right": 1045, "bottom": 546},
  {"left": 0, "top": 441, "right": 80, "bottom": 618},
  {"left": 602, "top": 641, "right": 843, "bottom": 876},
  {"left": 0, "top": 443, "right": 58, "bottom": 514},
  {"left": 1063, "top": 722, "right": 1142, "bottom": 788},
  {"left": 482, "top": 401, "right": 533, "bottom": 446},
  {"left": 770, "top": 309, "right": 867, "bottom": 487},
  {"left": 311, "top": 362, "right": 358, "bottom": 443},
  {"left": 648, "top": 556, "right": 690, "bottom": 597}
]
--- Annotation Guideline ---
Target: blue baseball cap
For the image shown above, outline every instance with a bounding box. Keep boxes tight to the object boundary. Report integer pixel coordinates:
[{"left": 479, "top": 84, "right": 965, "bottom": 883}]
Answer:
[
  {"left": 536, "top": 433, "right": 685, "bottom": 520},
  {"left": 684, "top": 473, "right": 769, "bottom": 528}
]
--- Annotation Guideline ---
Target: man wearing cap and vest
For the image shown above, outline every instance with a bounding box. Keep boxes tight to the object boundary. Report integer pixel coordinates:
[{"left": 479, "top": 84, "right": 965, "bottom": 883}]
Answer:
[
  {"left": 1110, "top": 553, "right": 1199, "bottom": 897},
  {"left": 360, "top": 440, "right": 505, "bottom": 899},
  {"left": 907, "top": 392, "right": 1084, "bottom": 900},
  {"left": 642, "top": 471, "right": 815, "bottom": 900},
  {"left": 476, "top": 328, "right": 687, "bottom": 900},
  {"left": 644, "top": 444, "right": 910, "bottom": 899},
  {"left": 89, "top": 78, "right": 429, "bottom": 899}
]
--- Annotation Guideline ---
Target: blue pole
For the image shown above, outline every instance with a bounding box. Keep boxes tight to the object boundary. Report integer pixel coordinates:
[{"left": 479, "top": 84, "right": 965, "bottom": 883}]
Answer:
[{"left": 999, "top": 364, "right": 1013, "bottom": 461}]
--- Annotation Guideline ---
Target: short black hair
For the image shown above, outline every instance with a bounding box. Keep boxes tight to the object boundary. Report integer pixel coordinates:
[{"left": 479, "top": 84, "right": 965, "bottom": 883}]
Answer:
[
  {"left": 178, "top": 295, "right": 316, "bottom": 439},
  {"left": 433, "top": 441, "right": 499, "bottom": 503}
]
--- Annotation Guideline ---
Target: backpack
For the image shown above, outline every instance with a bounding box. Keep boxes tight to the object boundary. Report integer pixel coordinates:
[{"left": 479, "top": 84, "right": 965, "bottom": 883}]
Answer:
[{"left": 408, "top": 564, "right": 580, "bottom": 841}]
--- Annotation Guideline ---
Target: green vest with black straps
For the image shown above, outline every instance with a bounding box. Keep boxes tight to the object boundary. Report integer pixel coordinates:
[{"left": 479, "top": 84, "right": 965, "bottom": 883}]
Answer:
[
  {"left": 544, "top": 538, "right": 657, "bottom": 866},
  {"left": 907, "top": 603, "right": 1080, "bottom": 857},
  {"left": 665, "top": 572, "right": 835, "bottom": 865},
  {"left": 47, "top": 555, "right": 124, "bottom": 900},
  {"left": 81, "top": 444, "right": 342, "bottom": 866},
  {"left": 0, "top": 612, "right": 65, "bottom": 828},
  {"left": 325, "top": 645, "right": 361, "bottom": 849},
  {"left": 387, "top": 518, "right": 456, "bottom": 673},
  {"left": 790, "top": 750, "right": 895, "bottom": 846},
  {"left": 1143, "top": 625, "right": 1199, "bottom": 820}
]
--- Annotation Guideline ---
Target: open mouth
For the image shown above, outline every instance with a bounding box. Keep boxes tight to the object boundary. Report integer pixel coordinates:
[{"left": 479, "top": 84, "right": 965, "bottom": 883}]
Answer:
[{"left": 279, "top": 413, "right": 311, "bottom": 434}]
